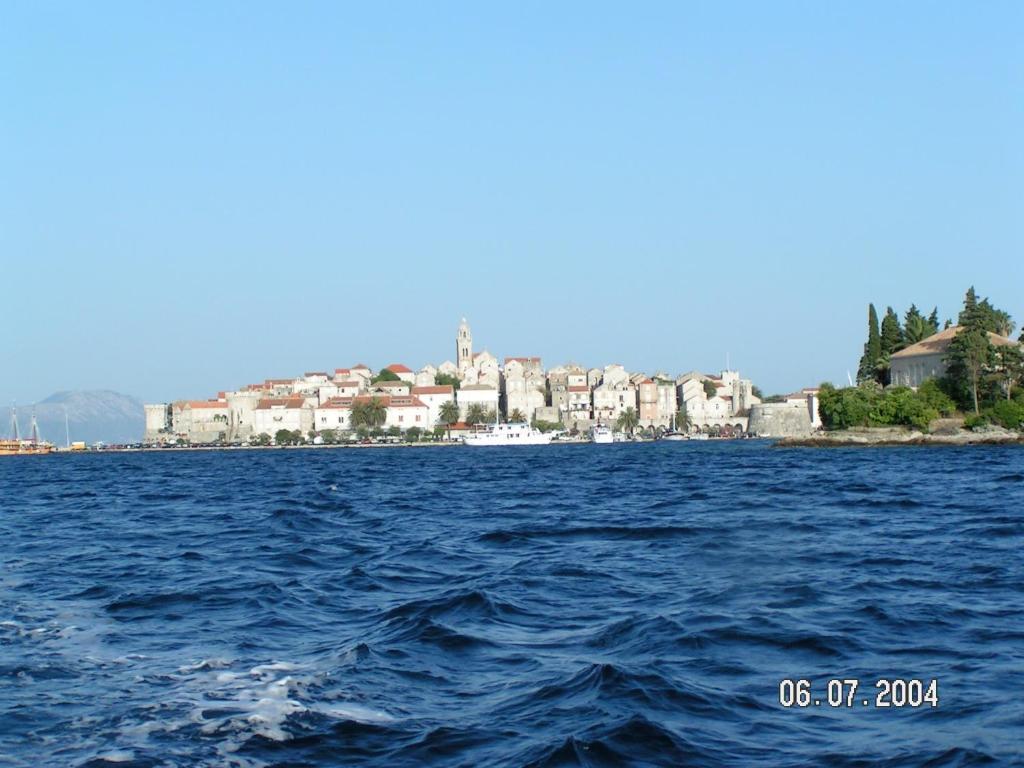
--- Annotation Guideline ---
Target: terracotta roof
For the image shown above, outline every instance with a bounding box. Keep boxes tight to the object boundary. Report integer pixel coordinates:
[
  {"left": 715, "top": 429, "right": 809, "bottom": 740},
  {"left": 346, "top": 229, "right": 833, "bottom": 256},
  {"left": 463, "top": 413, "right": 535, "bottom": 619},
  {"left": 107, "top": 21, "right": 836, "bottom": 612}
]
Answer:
[
  {"left": 412, "top": 385, "right": 454, "bottom": 395},
  {"left": 891, "top": 326, "right": 1018, "bottom": 359},
  {"left": 504, "top": 356, "right": 541, "bottom": 364},
  {"left": 304, "top": 371, "right": 328, "bottom": 377},
  {"left": 334, "top": 368, "right": 350, "bottom": 375},
  {"left": 264, "top": 378, "right": 294, "bottom": 386},
  {"left": 318, "top": 397, "right": 354, "bottom": 409},
  {"left": 386, "top": 363, "right": 413, "bottom": 373},
  {"left": 334, "top": 380, "right": 362, "bottom": 388},
  {"left": 255, "top": 397, "right": 306, "bottom": 410},
  {"left": 568, "top": 386, "right": 590, "bottom": 392},
  {"left": 389, "top": 396, "right": 427, "bottom": 408},
  {"left": 351, "top": 364, "right": 370, "bottom": 370},
  {"left": 187, "top": 400, "right": 227, "bottom": 409}
]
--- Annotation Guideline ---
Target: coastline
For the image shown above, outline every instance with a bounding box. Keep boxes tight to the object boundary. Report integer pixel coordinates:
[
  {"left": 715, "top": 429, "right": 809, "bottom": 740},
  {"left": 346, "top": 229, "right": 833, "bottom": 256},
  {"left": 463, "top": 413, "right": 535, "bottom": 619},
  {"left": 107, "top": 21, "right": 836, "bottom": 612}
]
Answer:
[{"left": 776, "top": 427, "right": 1024, "bottom": 447}]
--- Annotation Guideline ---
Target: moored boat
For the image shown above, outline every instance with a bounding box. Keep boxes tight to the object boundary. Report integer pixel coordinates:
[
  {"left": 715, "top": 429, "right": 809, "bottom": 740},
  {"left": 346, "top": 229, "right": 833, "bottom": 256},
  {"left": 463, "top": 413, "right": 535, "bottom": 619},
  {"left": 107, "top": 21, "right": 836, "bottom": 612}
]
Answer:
[
  {"left": 463, "top": 422, "right": 553, "bottom": 446},
  {"left": 590, "top": 425, "right": 614, "bottom": 444},
  {"left": 0, "top": 439, "right": 54, "bottom": 456}
]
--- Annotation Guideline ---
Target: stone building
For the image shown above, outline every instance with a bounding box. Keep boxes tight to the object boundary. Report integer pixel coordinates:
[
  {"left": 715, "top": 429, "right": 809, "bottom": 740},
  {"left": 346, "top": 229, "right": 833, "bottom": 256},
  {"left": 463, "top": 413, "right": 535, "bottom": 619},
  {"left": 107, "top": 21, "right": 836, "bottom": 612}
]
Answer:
[{"left": 890, "top": 326, "right": 1019, "bottom": 388}]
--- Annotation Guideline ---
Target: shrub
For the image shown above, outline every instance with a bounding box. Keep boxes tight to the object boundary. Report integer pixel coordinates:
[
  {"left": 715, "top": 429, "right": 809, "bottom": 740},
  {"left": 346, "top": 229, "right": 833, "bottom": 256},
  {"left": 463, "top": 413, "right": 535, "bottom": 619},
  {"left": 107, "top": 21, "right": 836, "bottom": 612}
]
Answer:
[
  {"left": 916, "top": 379, "right": 957, "bottom": 416},
  {"left": 988, "top": 399, "right": 1024, "bottom": 430},
  {"left": 963, "top": 413, "right": 989, "bottom": 430}
]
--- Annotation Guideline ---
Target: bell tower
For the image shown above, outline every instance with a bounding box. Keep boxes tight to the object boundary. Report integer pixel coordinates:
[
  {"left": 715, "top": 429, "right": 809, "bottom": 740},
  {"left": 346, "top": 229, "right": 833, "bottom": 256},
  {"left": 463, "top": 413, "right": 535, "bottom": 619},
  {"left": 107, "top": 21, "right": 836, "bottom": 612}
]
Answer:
[{"left": 457, "top": 317, "right": 473, "bottom": 372}]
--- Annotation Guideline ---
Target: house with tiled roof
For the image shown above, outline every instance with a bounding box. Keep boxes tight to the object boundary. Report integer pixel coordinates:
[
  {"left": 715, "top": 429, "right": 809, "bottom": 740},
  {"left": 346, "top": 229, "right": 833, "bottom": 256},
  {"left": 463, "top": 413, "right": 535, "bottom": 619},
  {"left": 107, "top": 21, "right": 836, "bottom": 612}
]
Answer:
[
  {"left": 385, "top": 363, "right": 415, "bottom": 384},
  {"left": 412, "top": 384, "right": 456, "bottom": 426},
  {"left": 890, "top": 326, "right": 1019, "bottom": 388}
]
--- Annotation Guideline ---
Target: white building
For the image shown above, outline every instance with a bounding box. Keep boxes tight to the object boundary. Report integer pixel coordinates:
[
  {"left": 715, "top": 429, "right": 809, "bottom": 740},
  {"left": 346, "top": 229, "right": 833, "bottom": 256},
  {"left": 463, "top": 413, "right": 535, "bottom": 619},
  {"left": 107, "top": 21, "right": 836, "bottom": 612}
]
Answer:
[
  {"left": 411, "top": 385, "right": 456, "bottom": 427},
  {"left": 385, "top": 364, "right": 416, "bottom": 384},
  {"left": 253, "top": 397, "right": 314, "bottom": 438},
  {"left": 457, "top": 384, "right": 499, "bottom": 421}
]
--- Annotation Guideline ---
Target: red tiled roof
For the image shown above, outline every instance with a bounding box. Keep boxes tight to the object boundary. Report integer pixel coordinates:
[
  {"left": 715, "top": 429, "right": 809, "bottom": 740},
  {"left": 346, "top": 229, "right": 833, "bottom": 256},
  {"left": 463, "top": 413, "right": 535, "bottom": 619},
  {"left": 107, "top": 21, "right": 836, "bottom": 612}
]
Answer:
[
  {"left": 389, "top": 396, "right": 427, "bottom": 408},
  {"left": 334, "top": 368, "right": 350, "bottom": 375},
  {"left": 255, "top": 397, "right": 306, "bottom": 410},
  {"left": 305, "top": 371, "right": 328, "bottom": 377},
  {"left": 318, "top": 397, "right": 354, "bottom": 409},
  {"left": 386, "top": 363, "right": 413, "bottom": 373},
  {"left": 187, "top": 400, "right": 227, "bottom": 409},
  {"left": 374, "top": 380, "right": 410, "bottom": 388},
  {"left": 351, "top": 364, "right": 370, "bottom": 370},
  {"left": 264, "top": 378, "right": 294, "bottom": 386},
  {"left": 412, "top": 385, "right": 454, "bottom": 395},
  {"left": 568, "top": 386, "right": 590, "bottom": 392},
  {"left": 504, "top": 356, "right": 541, "bottom": 364}
]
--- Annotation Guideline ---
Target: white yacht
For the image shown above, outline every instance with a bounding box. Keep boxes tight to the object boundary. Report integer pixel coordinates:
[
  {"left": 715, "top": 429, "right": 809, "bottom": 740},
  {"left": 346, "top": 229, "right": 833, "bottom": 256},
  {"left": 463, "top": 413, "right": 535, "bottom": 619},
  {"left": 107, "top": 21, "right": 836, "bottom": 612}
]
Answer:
[
  {"left": 590, "top": 425, "right": 614, "bottom": 444},
  {"left": 463, "top": 422, "right": 553, "bottom": 446}
]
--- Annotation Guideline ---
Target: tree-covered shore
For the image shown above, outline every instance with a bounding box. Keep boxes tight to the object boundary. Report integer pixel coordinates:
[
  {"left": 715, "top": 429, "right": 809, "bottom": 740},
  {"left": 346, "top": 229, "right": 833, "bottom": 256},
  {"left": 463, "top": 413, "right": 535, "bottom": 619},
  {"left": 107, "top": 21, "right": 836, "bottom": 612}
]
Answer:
[{"left": 819, "top": 287, "right": 1024, "bottom": 434}]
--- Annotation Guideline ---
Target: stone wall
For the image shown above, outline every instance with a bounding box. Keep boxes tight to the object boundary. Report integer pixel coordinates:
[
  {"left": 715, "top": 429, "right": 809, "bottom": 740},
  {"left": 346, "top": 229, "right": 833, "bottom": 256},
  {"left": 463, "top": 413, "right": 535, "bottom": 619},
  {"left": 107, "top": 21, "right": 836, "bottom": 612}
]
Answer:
[{"left": 747, "top": 402, "right": 813, "bottom": 438}]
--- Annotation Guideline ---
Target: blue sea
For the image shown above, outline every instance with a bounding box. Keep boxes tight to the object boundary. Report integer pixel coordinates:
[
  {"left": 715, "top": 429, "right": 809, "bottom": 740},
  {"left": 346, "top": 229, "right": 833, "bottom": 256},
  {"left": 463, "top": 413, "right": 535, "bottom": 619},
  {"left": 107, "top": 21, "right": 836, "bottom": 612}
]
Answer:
[{"left": 2, "top": 443, "right": 1022, "bottom": 767}]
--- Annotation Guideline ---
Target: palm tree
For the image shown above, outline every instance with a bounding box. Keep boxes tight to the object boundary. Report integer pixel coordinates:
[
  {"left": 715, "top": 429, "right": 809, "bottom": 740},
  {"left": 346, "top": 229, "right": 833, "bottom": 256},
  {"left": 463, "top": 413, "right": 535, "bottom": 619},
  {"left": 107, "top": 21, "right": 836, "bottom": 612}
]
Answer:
[
  {"left": 465, "top": 403, "right": 488, "bottom": 427},
  {"left": 616, "top": 406, "right": 639, "bottom": 436},
  {"left": 509, "top": 408, "right": 525, "bottom": 423},
  {"left": 438, "top": 400, "right": 459, "bottom": 440},
  {"left": 351, "top": 397, "right": 388, "bottom": 430}
]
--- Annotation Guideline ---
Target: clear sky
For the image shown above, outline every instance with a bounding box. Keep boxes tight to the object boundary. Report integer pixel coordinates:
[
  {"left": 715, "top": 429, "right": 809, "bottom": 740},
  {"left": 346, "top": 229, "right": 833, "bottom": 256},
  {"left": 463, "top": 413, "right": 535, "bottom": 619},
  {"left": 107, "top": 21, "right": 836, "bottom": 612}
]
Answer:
[{"left": 2, "top": 2, "right": 1021, "bottom": 404}]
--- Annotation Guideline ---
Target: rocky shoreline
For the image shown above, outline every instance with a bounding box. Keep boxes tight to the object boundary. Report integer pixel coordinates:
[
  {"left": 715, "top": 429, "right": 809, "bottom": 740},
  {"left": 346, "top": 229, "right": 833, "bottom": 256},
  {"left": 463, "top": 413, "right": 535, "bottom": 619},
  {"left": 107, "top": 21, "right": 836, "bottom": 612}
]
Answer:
[{"left": 776, "top": 426, "right": 1024, "bottom": 447}]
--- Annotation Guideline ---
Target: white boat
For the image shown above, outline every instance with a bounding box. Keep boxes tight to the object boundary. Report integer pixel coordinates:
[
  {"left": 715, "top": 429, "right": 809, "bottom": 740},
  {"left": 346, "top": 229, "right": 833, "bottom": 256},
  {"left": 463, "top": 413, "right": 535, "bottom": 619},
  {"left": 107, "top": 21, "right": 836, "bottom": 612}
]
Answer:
[
  {"left": 590, "top": 425, "right": 614, "bottom": 444},
  {"left": 661, "top": 431, "right": 687, "bottom": 442},
  {"left": 463, "top": 422, "right": 553, "bottom": 446}
]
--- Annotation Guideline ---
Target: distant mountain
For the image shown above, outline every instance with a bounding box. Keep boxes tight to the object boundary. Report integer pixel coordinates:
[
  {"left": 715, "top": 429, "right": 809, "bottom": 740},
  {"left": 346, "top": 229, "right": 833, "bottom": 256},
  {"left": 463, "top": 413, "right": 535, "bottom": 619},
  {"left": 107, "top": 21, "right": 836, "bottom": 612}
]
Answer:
[{"left": 2, "top": 391, "right": 145, "bottom": 445}]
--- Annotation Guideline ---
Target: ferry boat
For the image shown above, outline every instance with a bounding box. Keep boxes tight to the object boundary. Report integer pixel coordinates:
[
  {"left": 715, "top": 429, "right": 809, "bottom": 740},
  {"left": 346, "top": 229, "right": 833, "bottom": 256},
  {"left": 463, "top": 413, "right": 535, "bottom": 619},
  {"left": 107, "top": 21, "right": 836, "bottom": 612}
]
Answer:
[
  {"left": 0, "top": 439, "right": 54, "bottom": 456},
  {"left": 590, "top": 424, "right": 614, "bottom": 444},
  {"left": 463, "top": 422, "right": 553, "bottom": 446}
]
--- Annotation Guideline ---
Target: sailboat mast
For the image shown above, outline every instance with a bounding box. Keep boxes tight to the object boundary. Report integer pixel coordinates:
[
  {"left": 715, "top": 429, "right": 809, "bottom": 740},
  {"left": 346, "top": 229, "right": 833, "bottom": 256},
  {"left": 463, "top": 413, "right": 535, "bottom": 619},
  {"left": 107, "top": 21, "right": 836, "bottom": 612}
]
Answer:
[
  {"left": 65, "top": 407, "right": 71, "bottom": 448},
  {"left": 10, "top": 404, "right": 20, "bottom": 441}
]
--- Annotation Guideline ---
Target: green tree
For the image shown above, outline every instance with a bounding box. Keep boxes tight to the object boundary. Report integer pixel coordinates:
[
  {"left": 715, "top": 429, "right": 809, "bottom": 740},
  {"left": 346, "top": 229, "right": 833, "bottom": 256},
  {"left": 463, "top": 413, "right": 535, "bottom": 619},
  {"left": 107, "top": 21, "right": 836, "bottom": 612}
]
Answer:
[
  {"left": 702, "top": 380, "right": 717, "bottom": 399},
  {"left": 857, "top": 304, "right": 882, "bottom": 384},
  {"left": 903, "top": 304, "right": 929, "bottom": 345},
  {"left": 350, "top": 397, "right": 388, "bottom": 429},
  {"left": 319, "top": 429, "right": 338, "bottom": 445},
  {"left": 675, "top": 409, "right": 690, "bottom": 432},
  {"left": 465, "top": 403, "right": 488, "bottom": 426},
  {"left": 509, "top": 408, "right": 526, "bottom": 423},
  {"left": 406, "top": 426, "right": 422, "bottom": 442},
  {"left": 947, "top": 287, "right": 996, "bottom": 414},
  {"left": 993, "top": 343, "right": 1024, "bottom": 401},
  {"left": 880, "top": 307, "right": 904, "bottom": 356},
  {"left": 434, "top": 372, "right": 461, "bottom": 390},
  {"left": 438, "top": 400, "right": 459, "bottom": 440},
  {"left": 275, "top": 428, "right": 301, "bottom": 445},
  {"left": 386, "top": 425, "right": 401, "bottom": 438},
  {"left": 531, "top": 419, "right": 561, "bottom": 433},
  {"left": 927, "top": 307, "right": 941, "bottom": 336},
  {"left": 616, "top": 406, "right": 640, "bottom": 435},
  {"left": 251, "top": 433, "right": 271, "bottom": 446},
  {"left": 372, "top": 368, "right": 401, "bottom": 384}
]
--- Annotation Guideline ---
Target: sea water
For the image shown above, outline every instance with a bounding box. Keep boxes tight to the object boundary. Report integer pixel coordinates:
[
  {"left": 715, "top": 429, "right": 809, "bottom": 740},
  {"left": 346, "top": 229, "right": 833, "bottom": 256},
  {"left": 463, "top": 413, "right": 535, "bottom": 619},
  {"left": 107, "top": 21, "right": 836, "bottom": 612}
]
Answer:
[{"left": 1, "top": 443, "right": 1022, "bottom": 766}]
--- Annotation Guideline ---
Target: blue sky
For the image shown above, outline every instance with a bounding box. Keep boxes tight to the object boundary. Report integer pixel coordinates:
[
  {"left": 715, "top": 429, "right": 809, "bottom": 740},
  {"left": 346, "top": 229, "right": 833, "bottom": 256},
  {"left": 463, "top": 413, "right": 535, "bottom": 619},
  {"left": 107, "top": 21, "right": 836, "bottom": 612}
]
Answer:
[{"left": 2, "top": 2, "right": 1021, "bottom": 403}]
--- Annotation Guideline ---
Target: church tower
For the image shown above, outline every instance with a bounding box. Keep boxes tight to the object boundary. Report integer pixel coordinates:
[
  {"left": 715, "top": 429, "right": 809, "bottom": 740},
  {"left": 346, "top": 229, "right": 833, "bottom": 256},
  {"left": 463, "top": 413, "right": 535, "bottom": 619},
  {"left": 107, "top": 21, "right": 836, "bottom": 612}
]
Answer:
[{"left": 457, "top": 317, "right": 473, "bottom": 372}]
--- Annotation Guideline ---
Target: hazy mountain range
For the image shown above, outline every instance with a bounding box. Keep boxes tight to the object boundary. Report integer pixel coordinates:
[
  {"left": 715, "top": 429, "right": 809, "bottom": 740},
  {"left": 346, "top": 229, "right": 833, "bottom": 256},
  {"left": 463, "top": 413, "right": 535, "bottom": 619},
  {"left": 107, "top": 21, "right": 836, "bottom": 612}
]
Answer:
[{"left": 2, "top": 391, "right": 145, "bottom": 445}]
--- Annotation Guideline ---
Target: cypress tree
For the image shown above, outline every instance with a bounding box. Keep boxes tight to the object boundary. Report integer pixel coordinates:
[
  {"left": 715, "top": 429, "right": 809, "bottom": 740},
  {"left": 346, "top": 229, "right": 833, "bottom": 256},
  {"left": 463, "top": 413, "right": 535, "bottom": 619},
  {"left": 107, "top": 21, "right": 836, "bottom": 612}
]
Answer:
[
  {"left": 857, "top": 304, "right": 882, "bottom": 384},
  {"left": 947, "top": 287, "right": 994, "bottom": 413},
  {"left": 927, "top": 308, "right": 940, "bottom": 336},
  {"left": 880, "top": 307, "right": 904, "bottom": 356},
  {"left": 904, "top": 304, "right": 928, "bottom": 344}
]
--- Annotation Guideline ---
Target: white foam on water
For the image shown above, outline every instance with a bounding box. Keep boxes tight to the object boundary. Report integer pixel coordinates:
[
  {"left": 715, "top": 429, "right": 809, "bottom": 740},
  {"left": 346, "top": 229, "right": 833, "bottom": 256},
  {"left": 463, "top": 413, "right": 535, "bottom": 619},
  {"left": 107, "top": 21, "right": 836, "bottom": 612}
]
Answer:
[
  {"left": 326, "top": 703, "right": 397, "bottom": 724},
  {"left": 91, "top": 750, "right": 135, "bottom": 763}
]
